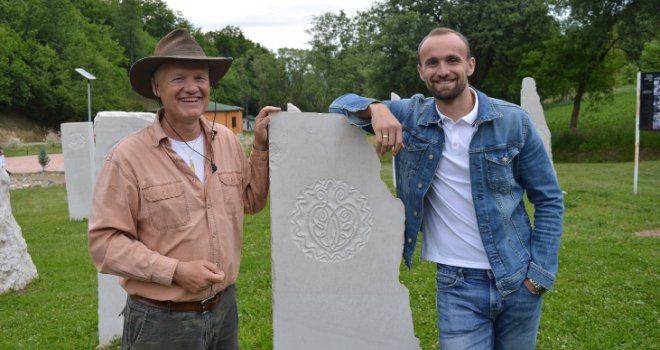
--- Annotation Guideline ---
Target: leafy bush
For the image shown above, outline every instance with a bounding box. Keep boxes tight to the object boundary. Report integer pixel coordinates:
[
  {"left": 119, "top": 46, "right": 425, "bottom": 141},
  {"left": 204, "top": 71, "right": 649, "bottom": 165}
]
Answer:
[
  {"left": 44, "top": 130, "right": 61, "bottom": 148},
  {"left": 6, "top": 136, "right": 23, "bottom": 150}
]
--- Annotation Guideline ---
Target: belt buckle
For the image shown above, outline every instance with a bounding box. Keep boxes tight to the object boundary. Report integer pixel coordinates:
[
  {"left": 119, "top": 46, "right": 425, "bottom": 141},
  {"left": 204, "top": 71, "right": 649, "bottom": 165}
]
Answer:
[{"left": 200, "top": 294, "right": 218, "bottom": 312}]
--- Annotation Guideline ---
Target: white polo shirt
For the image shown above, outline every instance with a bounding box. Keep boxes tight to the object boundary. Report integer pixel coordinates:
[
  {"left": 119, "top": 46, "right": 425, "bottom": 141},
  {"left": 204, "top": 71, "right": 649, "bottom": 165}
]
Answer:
[{"left": 421, "top": 89, "right": 491, "bottom": 269}]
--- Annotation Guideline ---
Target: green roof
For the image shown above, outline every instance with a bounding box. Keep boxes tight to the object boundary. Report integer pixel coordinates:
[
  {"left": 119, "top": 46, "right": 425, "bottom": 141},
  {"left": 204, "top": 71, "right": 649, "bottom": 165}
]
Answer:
[{"left": 206, "top": 101, "right": 243, "bottom": 112}]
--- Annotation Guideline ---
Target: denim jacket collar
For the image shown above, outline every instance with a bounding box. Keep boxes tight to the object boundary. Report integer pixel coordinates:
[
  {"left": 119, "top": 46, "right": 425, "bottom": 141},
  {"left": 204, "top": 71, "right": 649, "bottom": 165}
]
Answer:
[{"left": 474, "top": 89, "right": 503, "bottom": 126}]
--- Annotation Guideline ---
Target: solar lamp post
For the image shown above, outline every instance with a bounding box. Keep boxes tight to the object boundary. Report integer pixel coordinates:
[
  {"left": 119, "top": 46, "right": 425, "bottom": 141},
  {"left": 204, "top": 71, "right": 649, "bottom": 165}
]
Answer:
[{"left": 74, "top": 68, "right": 96, "bottom": 122}]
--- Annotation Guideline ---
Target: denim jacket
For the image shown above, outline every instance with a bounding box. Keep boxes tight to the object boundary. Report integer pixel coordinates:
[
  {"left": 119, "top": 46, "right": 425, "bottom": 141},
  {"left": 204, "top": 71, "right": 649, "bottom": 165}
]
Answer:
[{"left": 329, "top": 90, "right": 564, "bottom": 295}]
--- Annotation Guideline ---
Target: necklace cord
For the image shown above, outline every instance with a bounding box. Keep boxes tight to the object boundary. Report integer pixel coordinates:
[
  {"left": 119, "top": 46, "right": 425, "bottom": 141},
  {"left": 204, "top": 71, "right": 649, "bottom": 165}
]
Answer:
[{"left": 162, "top": 113, "right": 217, "bottom": 173}]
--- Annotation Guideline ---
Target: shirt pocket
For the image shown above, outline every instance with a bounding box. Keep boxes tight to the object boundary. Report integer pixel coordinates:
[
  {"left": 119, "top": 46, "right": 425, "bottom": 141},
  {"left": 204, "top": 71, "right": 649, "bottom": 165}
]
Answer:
[
  {"left": 484, "top": 147, "right": 519, "bottom": 193},
  {"left": 217, "top": 172, "right": 243, "bottom": 215},
  {"left": 143, "top": 182, "right": 190, "bottom": 229}
]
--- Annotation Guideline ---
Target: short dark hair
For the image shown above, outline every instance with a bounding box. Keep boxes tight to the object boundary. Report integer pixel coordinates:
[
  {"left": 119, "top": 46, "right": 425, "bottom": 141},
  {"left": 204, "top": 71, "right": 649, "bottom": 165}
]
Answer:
[{"left": 417, "top": 27, "right": 472, "bottom": 64}]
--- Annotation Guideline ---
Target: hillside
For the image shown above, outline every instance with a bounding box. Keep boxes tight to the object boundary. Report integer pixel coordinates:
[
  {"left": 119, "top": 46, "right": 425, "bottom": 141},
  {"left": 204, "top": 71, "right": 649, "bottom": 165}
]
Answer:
[{"left": 0, "top": 112, "right": 52, "bottom": 143}]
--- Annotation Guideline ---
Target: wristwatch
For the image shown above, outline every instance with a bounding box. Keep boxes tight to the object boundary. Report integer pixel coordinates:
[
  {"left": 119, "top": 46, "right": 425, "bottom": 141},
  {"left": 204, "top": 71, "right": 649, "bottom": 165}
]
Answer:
[{"left": 527, "top": 278, "right": 547, "bottom": 295}]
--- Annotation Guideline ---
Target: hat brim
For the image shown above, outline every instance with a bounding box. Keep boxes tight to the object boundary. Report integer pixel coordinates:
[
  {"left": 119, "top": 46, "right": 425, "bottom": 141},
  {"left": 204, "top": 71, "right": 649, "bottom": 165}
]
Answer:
[{"left": 129, "top": 56, "right": 233, "bottom": 100}]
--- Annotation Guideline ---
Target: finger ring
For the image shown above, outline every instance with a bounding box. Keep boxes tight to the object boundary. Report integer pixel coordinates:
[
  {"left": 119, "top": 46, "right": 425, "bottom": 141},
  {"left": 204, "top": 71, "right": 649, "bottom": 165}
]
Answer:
[{"left": 383, "top": 135, "right": 389, "bottom": 138}]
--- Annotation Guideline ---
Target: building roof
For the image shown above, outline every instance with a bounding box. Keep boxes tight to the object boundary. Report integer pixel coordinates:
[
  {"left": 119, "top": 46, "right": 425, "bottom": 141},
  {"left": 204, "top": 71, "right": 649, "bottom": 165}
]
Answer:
[{"left": 206, "top": 101, "right": 243, "bottom": 112}]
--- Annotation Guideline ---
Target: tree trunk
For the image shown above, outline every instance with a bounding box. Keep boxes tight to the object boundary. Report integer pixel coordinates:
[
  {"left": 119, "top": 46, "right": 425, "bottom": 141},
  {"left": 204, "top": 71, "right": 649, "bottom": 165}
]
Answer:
[{"left": 570, "top": 81, "right": 587, "bottom": 131}]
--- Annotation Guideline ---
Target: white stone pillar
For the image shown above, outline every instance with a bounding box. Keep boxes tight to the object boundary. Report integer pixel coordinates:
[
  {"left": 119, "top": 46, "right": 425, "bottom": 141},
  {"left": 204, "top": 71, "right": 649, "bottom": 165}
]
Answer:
[
  {"left": 521, "top": 77, "right": 554, "bottom": 163},
  {"left": 61, "top": 122, "right": 95, "bottom": 220},
  {"left": 92, "top": 112, "right": 154, "bottom": 346},
  {"left": 269, "top": 112, "right": 421, "bottom": 350}
]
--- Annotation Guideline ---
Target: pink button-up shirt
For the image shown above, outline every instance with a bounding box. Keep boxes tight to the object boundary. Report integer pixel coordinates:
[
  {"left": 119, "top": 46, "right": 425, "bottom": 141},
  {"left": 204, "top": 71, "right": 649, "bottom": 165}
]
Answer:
[{"left": 88, "top": 112, "right": 269, "bottom": 302}]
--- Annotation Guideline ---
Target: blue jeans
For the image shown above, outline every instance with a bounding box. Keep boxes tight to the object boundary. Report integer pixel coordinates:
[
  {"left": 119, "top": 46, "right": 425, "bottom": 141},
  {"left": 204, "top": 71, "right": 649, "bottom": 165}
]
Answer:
[
  {"left": 121, "top": 285, "right": 239, "bottom": 350},
  {"left": 436, "top": 264, "right": 542, "bottom": 350}
]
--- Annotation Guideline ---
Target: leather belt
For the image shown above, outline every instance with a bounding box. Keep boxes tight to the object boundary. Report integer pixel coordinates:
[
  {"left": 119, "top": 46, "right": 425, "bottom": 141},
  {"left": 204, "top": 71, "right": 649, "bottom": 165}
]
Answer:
[{"left": 131, "top": 290, "right": 224, "bottom": 313}]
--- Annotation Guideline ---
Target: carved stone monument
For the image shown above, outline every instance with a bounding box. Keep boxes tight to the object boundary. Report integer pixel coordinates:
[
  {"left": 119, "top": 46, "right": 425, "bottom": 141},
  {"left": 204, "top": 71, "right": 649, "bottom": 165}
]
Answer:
[
  {"left": 92, "top": 111, "right": 155, "bottom": 346},
  {"left": 0, "top": 168, "right": 38, "bottom": 294},
  {"left": 269, "top": 112, "right": 421, "bottom": 350},
  {"left": 61, "top": 122, "right": 95, "bottom": 220},
  {"left": 286, "top": 102, "right": 302, "bottom": 112},
  {"left": 521, "top": 77, "right": 554, "bottom": 162}
]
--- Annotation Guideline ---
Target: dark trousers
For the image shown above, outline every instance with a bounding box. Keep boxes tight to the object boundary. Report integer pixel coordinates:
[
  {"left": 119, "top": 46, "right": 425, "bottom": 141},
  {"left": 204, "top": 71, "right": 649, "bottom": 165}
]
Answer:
[{"left": 121, "top": 285, "right": 239, "bottom": 350}]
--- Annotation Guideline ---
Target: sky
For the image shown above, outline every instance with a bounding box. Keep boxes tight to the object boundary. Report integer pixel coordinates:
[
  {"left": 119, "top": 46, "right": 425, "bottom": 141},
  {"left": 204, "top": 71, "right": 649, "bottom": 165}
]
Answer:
[{"left": 163, "top": 0, "right": 377, "bottom": 51}]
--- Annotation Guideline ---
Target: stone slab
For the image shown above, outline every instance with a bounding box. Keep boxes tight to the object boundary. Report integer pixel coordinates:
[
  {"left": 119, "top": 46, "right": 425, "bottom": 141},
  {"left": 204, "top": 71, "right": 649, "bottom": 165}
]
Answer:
[
  {"left": 521, "top": 77, "right": 554, "bottom": 162},
  {"left": 269, "top": 112, "right": 420, "bottom": 350},
  {"left": 61, "top": 122, "right": 94, "bottom": 220},
  {"left": 93, "top": 111, "right": 154, "bottom": 180},
  {"left": 92, "top": 111, "right": 154, "bottom": 346}
]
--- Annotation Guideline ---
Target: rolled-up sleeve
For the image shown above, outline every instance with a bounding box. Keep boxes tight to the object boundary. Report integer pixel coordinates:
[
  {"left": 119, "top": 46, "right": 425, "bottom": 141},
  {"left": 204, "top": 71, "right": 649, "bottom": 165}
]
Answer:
[
  {"left": 88, "top": 152, "right": 178, "bottom": 286},
  {"left": 329, "top": 93, "right": 381, "bottom": 129},
  {"left": 242, "top": 147, "right": 269, "bottom": 214}
]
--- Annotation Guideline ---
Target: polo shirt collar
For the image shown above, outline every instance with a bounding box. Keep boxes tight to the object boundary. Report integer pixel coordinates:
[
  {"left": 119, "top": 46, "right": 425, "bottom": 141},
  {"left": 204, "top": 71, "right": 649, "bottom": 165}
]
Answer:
[{"left": 436, "top": 87, "right": 479, "bottom": 126}]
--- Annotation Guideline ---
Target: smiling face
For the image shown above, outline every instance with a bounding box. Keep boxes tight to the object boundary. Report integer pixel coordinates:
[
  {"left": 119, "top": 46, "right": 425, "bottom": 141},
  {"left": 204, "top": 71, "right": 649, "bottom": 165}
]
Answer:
[
  {"left": 152, "top": 59, "right": 210, "bottom": 126},
  {"left": 417, "top": 33, "right": 475, "bottom": 102}
]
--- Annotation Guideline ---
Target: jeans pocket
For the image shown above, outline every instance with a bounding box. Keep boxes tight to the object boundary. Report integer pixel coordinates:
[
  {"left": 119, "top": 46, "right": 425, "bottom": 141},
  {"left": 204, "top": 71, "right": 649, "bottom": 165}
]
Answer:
[
  {"left": 123, "top": 301, "right": 150, "bottom": 349},
  {"left": 436, "top": 268, "right": 461, "bottom": 290}
]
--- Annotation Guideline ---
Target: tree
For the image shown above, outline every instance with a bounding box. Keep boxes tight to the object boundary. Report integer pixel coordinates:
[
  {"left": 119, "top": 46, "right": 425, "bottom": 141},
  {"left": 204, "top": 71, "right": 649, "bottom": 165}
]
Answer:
[
  {"left": 640, "top": 39, "right": 660, "bottom": 70},
  {"left": 305, "top": 0, "right": 555, "bottom": 102},
  {"left": 360, "top": 6, "right": 430, "bottom": 98},
  {"left": 306, "top": 10, "right": 381, "bottom": 106},
  {"left": 382, "top": 0, "right": 555, "bottom": 100},
  {"left": 0, "top": 0, "right": 144, "bottom": 126},
  {"left": 114, "top": 0, "right": 151, "bottom": 68},
  {"left": 142, "top": 0, "right": 186, "bottom": 38},
  {"left": 38, "top": 147, "right": 50, "bottom": 172},
  {"left": 536, "top": 0, "right": 659, "bottom": 130}
]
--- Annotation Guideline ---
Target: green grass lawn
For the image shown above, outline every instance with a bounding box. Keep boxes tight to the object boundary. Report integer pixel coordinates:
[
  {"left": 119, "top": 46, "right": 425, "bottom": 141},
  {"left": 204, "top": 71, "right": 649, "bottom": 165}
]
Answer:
[
  {"left": 4, "top": 145, "right": 62, "bottom": 158},
  {"left": 1, "top": 160, "right": 659, "bottom": 349}
]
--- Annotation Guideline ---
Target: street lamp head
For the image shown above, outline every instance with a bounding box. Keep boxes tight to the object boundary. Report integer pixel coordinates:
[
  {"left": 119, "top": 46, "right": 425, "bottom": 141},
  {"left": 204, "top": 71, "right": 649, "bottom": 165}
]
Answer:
[{"left": 75, "top": 68, "right": 96, "bottom": 80}]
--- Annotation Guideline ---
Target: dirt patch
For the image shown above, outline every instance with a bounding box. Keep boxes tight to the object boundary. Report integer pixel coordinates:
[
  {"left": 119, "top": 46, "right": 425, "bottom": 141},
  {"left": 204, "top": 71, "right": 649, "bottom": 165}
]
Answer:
[
  {"left": 9, "top": 172, "right": 65, "bottom": 190},
  {"left": 634, "top": 229, "right": 660, "bottom": 238}
]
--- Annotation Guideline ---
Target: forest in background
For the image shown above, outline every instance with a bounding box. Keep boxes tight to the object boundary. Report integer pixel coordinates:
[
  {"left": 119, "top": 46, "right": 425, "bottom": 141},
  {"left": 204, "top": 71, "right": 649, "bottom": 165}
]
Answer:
[{"left": 0, "top": 0, "right": 658, "bottom": 130}]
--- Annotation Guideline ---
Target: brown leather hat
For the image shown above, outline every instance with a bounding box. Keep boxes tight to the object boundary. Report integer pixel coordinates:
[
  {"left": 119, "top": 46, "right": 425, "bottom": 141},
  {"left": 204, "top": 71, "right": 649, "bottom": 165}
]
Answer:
[{"left": 129, "top": 28, "right": 232, "bottom": 99}]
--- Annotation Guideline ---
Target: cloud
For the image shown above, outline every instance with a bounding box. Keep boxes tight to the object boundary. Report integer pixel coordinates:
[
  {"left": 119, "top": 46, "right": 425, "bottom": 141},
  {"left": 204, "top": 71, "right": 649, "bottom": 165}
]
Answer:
[{"left": 164, "top": 0, "right": 375, "bottom": 50}]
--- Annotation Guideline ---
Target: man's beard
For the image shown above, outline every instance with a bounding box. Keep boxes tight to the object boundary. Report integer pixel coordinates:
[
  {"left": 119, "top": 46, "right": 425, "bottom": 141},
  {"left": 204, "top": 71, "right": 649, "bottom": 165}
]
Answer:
[{"left": 427, "top": 78, "right": 467, "bottom": 101}]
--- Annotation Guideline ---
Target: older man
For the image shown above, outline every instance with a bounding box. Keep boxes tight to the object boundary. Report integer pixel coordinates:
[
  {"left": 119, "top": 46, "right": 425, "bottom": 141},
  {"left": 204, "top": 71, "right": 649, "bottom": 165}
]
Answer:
[{"left": 88, "top": 28, "right": 279, "bottom": 349}]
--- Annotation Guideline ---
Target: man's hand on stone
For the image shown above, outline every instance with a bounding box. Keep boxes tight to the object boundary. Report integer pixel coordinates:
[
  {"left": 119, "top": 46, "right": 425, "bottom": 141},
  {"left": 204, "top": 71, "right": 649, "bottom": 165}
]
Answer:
[
  {"left": 253, "top": 106, "right": 281, "bottom": 151},
  {"left": 368, "top": 103, "right": 404, "bottom": 157},
  {"left": 173, "top": 260, "right": 225, "bottom": 293}
]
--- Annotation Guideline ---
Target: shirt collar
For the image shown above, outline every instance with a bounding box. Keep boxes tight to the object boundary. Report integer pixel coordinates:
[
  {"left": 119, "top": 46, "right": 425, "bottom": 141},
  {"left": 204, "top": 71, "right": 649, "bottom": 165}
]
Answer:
[
  {"left": 436, "top": 87, "right": 479, "bottom": 126},
  {"left": 149, "top": 109, "right": 214, "bottom": 147}
]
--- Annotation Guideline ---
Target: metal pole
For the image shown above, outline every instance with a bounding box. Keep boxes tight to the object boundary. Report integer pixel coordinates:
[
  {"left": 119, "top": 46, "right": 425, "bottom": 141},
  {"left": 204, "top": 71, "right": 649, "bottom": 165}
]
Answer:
[
  {"left": 87, "top": 79, "right": 92, "bottom": 122},
  {"left": 633, "top": 72, "right": 640, "bottom": 194}
]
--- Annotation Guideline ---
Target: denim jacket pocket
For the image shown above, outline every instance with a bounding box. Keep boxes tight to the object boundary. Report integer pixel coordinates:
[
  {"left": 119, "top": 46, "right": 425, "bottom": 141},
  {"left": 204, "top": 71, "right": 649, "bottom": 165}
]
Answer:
[
  {"left": 143, "top": 182, "right": 190, "bottom": 229},
  {"left": 484, "top": 147, "right": 519, "bottom": 193},
  {"left": 400, "top": 131, "right": 429, "bottom": 175}
]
